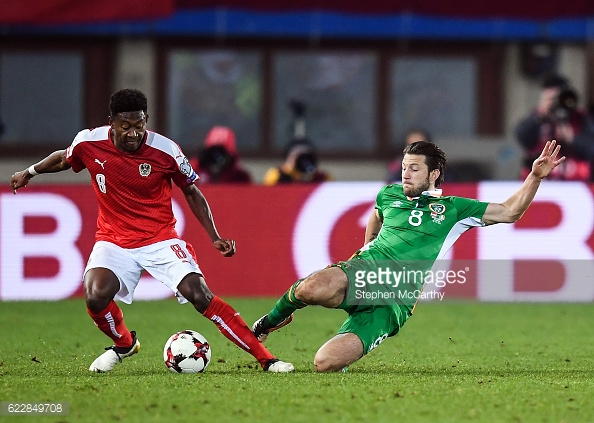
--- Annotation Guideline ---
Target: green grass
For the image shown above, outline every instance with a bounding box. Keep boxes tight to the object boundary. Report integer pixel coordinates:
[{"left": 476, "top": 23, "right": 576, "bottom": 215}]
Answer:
[{"left": 1, "top": 299, "right": 593, "bottom": 422}]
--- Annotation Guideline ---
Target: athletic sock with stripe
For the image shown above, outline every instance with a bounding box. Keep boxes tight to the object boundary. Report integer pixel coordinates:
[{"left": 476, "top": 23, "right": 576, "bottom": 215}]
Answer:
[
  {"left": 202, "top": 296, "right": 275, "bottom": 368},
  {"left": 87, "top": 300, "right": 133, "bottom": 348}
]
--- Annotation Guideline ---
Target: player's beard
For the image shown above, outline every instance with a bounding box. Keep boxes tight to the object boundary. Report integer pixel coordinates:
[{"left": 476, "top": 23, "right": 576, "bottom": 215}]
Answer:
[{"left": 402, "top": 176, "right": 430, "bottom": 198}]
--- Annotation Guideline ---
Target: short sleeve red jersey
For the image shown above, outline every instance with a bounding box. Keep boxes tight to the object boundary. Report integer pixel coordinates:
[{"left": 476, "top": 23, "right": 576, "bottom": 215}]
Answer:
[{"left": 65, "top": 126, "right": 199, "bottom": 248}]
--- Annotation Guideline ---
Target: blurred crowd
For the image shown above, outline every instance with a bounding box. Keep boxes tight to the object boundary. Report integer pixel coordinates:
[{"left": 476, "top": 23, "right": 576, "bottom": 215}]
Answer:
[
  {"left": 514, "top": 72, "right": 594, "bottom": 181},
  {"left": 190, "top": 74, "right": 594, "bottom": 186}
]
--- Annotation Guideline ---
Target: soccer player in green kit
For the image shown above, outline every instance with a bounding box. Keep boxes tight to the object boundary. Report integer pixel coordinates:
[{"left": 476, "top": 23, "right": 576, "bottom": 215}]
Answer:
[{"left": 252, "top": 140, "right": 565, "bottom": 372}]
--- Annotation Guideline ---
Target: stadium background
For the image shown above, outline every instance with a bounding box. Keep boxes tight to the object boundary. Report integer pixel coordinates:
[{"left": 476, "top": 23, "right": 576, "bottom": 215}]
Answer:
[{"left": 1, "top": 1, "right": 594, "bottom": 300}]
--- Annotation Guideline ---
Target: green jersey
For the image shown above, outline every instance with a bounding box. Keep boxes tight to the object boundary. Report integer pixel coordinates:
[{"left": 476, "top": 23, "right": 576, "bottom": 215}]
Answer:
[
  {"left": 336, "top": 184, "right": 489, "bottom": 353},
  {"left": 360, "top": 184, "right": 488, "bottom": 262},
  {"left": 341, "top": 184, "right": 489, "bottom": 312}
]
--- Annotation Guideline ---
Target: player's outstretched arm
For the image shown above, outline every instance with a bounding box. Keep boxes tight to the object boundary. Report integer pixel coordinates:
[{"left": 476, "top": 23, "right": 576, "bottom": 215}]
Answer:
[
  {"left": 11, "top": 149, "right": 71, "bottom": 194},
  {"left": 482, "top": 140, "right": 565, "bottom": 225},
  {"left": 182, "top": 184, "right": 236, "bottom": 257}
]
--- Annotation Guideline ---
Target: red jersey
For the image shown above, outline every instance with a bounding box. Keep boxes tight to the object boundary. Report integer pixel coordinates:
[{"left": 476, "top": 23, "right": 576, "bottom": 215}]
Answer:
[{"left": 65, "top": 126, "right": 199, "bottom": 248}]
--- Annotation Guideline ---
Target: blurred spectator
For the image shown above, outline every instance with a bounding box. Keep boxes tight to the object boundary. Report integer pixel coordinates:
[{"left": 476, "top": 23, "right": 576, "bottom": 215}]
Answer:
[
  {"left": 263, "top": 138, "right": 331, "bottom": 185},
  {"left": 386, "top": 127, "right": 432, "bottom": 183},
  {"left": 190, "top": 126, "right": 252, "bottom": 184},
  {"left": 515, "top": 73, "right": 594, "bottom": 181}
]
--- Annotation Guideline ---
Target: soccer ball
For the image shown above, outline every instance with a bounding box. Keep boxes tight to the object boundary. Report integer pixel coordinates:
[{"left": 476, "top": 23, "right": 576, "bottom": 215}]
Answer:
[{"left": 163, "top": 330, "right": 211, "bottom": 373}]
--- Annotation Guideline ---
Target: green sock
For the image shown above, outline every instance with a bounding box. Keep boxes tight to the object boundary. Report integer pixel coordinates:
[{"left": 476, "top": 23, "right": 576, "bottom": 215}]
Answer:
[{"left": 266, "top": 279, "right": 308, "bottom": 327}]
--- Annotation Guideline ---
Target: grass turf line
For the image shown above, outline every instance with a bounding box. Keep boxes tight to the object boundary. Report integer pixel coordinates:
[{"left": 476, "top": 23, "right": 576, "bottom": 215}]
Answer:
[{"left": 0, "top": 299, "right": 593, "bottom": 422}]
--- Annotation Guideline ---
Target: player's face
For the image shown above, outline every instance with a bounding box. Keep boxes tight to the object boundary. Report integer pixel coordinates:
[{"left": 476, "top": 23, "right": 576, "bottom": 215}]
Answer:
[
  {"left": 109, "top": 111, "right": 148, "bottom": 153},
  {"left": 401, "top": 154, "right": 438, "bottom": 197}
]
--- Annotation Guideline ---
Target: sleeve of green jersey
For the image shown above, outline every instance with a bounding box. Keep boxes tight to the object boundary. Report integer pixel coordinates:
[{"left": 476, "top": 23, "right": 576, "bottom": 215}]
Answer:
[{"left": 452, "top": 196, "right": 489, "bottom": 221}]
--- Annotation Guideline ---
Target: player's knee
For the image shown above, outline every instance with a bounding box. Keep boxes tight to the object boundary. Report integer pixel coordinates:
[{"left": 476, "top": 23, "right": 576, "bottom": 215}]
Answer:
[
  {"left": 85, "top": 296, "right": 110, "bottom": 313},
  {"left": 84, "top": 282, "right": 116, "bottom": 312},
  {"left": 313, "top": 351, "right": 344, "bottom": 373},
  {"left": 313, "top": 356, "right": 332, "bottom": 372},
  {"left": 177, "top": 274, "right": 213, "bottom": 313},
  {"left": 294, "top": 276, "right": 319, "bottom": 303}
]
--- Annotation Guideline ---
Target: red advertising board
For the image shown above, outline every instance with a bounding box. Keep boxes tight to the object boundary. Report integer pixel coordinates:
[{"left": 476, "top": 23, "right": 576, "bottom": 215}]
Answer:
[{"left": 1, "top": 182, "right": 593, "bottom": 301}]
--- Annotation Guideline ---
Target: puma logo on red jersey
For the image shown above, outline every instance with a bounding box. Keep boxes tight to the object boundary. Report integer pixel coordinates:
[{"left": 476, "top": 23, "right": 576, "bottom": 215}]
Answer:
[{"left": 94, "top": 159, "right": 107, "bottom": 169}]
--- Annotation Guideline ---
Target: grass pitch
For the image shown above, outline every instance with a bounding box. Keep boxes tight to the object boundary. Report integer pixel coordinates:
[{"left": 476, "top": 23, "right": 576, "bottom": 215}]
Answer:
[{"left": 1, "top": 299, "right": 593, "bottom": 422}]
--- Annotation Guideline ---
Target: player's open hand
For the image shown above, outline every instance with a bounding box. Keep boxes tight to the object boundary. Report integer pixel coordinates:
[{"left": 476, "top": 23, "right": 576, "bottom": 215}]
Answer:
[
  {"left": 531, "top": 140, "right": 565, "bottom": 180},
  {"left": 10, "top": 169, "right": 33, "bottom": 194},
  {"left": 213, "top": 238, "right": 236, "bottom": 257}
]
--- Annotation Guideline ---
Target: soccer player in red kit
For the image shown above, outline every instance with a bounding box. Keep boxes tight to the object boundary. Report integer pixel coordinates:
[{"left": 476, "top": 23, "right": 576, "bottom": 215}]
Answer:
[{"left": 10, "top": 89, "right": 293, "bottom": 373}]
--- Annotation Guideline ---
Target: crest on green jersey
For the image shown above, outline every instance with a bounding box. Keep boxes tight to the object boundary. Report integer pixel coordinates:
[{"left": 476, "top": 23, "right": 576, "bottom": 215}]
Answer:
[{"left": 429, "top": 203, "right": 445, "bottom": 214}]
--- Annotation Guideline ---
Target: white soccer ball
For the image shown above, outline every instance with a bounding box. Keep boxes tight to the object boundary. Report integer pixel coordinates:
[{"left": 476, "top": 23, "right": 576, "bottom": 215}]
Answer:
[{"left": 163, "top": 330, "right": 212, "bottom": 373}]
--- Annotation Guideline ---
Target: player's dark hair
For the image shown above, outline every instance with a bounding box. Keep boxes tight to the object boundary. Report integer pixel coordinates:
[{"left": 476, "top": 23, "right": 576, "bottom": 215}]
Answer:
[
  {"left": 109, "top": 89, "right": 148, "bottom": 116},
  {"left": 403, "top": 141, "right": 447, "bottom": 187}
]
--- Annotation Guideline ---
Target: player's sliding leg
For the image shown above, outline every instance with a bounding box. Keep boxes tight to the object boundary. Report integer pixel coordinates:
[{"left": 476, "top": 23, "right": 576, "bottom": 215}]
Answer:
[
  {"left": 85, "top": 268, "right": 141, "bottom": 372},
  {"left": 178, "top": 275, "right": 294, "bottom": 373},
  {"left": 314, "top": 333, "right": 363, "bottom": 372},
  {"left": 253, "top": 267, "right": 348, "bottom": 341},
  {"left": 251, "top": 279, "right": 304, "bottom": 341}
]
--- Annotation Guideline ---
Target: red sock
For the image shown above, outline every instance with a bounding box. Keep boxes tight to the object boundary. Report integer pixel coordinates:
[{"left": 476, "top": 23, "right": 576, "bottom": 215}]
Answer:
[
  {"left": 87, "top": 300, "right": 133, "bottom": 348},
  {"left": 202, "top": 296, "right": 274, "bottom": 368}
]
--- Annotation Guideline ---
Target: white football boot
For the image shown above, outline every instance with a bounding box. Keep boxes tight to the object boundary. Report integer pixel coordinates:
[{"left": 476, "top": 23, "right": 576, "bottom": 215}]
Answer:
[
  {"left": 89, "top": 331, "right": 141, "bottom": 372},
  {"left": 264, "top": 359, "right": 295, "bottom": 373}
]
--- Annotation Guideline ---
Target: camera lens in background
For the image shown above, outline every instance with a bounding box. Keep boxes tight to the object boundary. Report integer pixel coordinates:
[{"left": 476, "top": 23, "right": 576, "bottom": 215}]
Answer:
[
  {"left": 558, "top": 88, "right": 578, "bottom": 111},
  {"left": 199, "top": 145, "right": 233, "bottom": 172},
  {"left": 552, "top": 88, "right": 578, "bottom": 122},
  {"left": 295, "top": 152, "right": 318, "bottom": 174}
]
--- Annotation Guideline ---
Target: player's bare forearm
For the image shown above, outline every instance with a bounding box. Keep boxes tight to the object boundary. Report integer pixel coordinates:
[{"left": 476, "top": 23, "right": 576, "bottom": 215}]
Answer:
[
  {"left": 182, "top": 185, "right": 236, "bottom": 257},
  {"left": 33, "top": 150, "right": 72, "bottom": 173},
  {"left": 483, "top": 174, "right": 542, "bottom": 225},
  {"left": 482, "top": 140, "right": 564, "bottom": 225},
  {"left": 183, "top": 185, "right": 220, "bottom": 242},
  {"left": 11, "top": 150, "right": 71, "bottom": 194},
  {"left": 364, "top": 209, "right": 383, "bottom": 244}
]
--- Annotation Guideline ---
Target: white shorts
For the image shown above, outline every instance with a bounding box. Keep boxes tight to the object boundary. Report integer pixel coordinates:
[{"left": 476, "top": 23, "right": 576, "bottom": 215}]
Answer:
[{"left": 84, "top": 239, "right": 202, "bottom": 304}]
